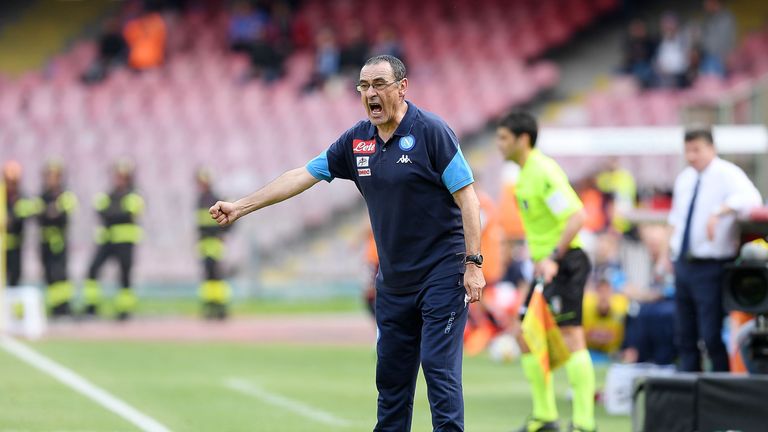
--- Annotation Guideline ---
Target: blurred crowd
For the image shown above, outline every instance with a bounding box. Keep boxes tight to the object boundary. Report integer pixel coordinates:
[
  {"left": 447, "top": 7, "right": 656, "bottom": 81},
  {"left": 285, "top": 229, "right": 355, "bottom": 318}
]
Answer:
[
  {"left": 619, "top": 0, "right": 736, "bottom": 89},
  {"left": 82, "top": 0, "right": 169, "bottom": 84},
  {"left": 80, "top": 0, "right": 404, "bottom": 92},
  {"left": 226, "top": 0, "right": 404, "bottom": 90}
]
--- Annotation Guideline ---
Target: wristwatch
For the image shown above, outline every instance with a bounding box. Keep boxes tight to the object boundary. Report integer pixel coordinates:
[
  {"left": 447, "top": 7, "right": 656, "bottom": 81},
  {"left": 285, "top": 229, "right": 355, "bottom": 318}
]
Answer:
[{"left": 464, "top": 253, "right": 484, "bottom": 267}]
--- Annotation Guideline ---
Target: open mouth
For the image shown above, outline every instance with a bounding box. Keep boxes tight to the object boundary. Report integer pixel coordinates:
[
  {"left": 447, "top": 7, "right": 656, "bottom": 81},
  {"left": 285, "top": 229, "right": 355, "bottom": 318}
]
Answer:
[{"left": 368, "top": 102, "right": 383, "bottom": 115}]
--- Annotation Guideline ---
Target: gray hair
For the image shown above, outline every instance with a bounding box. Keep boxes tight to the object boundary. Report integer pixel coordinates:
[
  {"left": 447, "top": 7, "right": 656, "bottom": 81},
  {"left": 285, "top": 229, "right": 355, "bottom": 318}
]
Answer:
[{"left": 364, "top": 55, "right": 407, "bottom": 81}]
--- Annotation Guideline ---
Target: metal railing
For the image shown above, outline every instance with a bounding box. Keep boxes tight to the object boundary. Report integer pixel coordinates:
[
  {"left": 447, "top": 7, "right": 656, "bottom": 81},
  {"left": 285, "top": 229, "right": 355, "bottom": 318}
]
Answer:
[{"left": 682, "top": 74, "right": 768, "bottom": 126}]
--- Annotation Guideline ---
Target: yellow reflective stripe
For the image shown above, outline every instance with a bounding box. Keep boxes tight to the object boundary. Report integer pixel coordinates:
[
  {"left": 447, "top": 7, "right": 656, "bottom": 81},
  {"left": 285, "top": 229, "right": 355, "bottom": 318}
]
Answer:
[
  {"left": 197, "top": 208, "right": 218, "bottom": 227},
  {"left": 121, "top": 193, "right": 144, "bottom": 215},
  {"left": 93, "top": 193, "right": 110, "bottom": 211},
  {"left": 43, "top": 226, "right": 65, "bottom": 253},
  {"left": 83, "top": 279, "right": 102, "bottom": 305},
  {"left": 199, "top": 280, "right": 231, "bottom": 303},
  {"left": 29, "top": 197, "right": 45, "bottom": 215},
  {"left": 198, "top": 237, "right": 224, "bottom": 259},
  {"left": 95, "top": 227, "right": 109, "bottom": 244},
  {"left": 13, "top": 198, "right": 37, "bottom": 218},
  {"left": 114, "top": 288, "right": 137, "bottom": 313},
  {"left": 109, "top": 224, "right": 142, "bottom": 243},
  {"left": 58, "top": 191, "right": 78, "bottom": 213},
  {"left": 46, "top": 281, "right": 74, "bottom": 307}
]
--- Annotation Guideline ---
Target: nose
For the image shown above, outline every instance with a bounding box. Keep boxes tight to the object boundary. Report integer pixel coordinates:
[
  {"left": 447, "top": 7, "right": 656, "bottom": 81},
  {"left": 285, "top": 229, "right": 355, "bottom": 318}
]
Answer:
[{"left": 364, "top": 86, "right": 378, "bottom": 97}]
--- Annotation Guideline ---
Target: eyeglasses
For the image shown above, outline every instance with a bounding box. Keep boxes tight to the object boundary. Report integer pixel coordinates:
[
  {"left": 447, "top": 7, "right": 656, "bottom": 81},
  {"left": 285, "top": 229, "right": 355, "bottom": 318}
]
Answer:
[{"left": 356, "top": 79, "right": 402, "bottom": 92}]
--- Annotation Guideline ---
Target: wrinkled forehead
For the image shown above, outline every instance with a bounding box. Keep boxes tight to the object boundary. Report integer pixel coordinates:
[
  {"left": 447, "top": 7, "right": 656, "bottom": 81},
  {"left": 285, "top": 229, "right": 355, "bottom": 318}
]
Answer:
[{"left": 359, "top": 62, "right": 395, "bottom": 82}]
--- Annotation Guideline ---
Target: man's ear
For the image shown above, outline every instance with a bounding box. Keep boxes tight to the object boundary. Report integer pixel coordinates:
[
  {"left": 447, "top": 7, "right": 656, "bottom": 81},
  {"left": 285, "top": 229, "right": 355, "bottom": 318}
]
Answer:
[{"left": 399, "top": 78, "right": 408, "bottom": 97}]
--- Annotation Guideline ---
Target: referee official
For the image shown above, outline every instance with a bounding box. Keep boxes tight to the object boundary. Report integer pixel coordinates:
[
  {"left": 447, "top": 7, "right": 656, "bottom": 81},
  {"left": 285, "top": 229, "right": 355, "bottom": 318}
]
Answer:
[{"left": 496, "top": 112, "right": 594, "bottom": 432}]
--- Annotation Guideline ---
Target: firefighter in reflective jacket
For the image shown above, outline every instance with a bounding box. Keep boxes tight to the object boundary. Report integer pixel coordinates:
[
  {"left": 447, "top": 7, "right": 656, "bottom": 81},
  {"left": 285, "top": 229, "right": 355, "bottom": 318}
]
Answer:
[
  {"left": 34, "top": 161, "right": 78, "bottom": 317},
  {"left": 196, "top": 169, "right": 231, "bottom": 319},
  {"left": 4, "top": 160, "right": 36, "bottom": 287},
  {"left": 84, "top": 162, "right": 144, "bottom": 320}
]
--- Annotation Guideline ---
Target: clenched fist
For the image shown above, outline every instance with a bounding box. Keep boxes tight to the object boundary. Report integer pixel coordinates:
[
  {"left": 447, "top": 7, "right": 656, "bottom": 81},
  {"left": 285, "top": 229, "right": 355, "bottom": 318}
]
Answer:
[{"left": 209, "top": 201, "right": 241, "bottom": 226}]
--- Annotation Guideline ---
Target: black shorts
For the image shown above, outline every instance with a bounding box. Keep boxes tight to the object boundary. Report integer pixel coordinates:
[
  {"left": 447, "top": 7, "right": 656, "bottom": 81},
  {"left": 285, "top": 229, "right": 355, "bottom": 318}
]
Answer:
[{"left": 521, "top": 248, "right": 591, "bottom": 327}]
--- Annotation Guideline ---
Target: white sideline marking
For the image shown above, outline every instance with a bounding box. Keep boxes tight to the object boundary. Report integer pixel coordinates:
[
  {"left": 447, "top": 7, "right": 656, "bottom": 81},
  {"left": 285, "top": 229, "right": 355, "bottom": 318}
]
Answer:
[
  {"left": 0, "top": 336, "right": 172, "bottom": 432},
  {"left": 224, "top": 377, "right": 355, "bottom": 428}
]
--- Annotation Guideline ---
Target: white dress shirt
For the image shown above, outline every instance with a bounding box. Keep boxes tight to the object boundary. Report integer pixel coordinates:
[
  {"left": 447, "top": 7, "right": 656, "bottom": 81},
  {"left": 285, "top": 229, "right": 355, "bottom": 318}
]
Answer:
[{"left": 668, "top": 157, "right": 762, "bottom": 260}]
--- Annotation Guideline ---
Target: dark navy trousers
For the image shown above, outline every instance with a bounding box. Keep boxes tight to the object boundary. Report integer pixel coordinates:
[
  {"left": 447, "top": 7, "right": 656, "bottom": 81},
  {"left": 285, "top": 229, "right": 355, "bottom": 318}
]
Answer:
[
  {"left": 374, "top": 273, "right": 467, "bottom": 432},
  {"left": 674, "top": 259, "right": 729, "bottom": 372}
]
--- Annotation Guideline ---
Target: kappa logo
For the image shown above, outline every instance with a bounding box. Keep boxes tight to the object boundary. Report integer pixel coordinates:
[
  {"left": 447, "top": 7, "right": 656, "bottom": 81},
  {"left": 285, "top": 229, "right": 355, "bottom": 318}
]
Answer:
[
  {"left": 396, "top": 155, "right": 412, "bottom": 164},
  {"left": 356, "top": 156, "right": 369, "bottom": 167},
  {"left": 352, "top": 139, "right": 376, "bottom": 154},
  {"left": 358, "top": 168, "right": 371, "bottom": 177}
]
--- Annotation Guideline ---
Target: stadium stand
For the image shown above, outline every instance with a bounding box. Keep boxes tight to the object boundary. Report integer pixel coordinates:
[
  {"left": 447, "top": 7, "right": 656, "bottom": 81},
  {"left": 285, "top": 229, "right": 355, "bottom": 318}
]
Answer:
[
  {"left": 1, "top": 0, "right": 618, "bottom": 283},
  {"left": 547, "top": 0, "right": 768, "bottom": 127}
]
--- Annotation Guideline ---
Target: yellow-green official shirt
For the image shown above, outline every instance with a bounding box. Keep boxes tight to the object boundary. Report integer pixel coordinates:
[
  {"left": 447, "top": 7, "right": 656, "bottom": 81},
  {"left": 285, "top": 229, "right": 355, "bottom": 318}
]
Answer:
[{"left": 516, "top": 149, "right": 583, "bottom": 261}]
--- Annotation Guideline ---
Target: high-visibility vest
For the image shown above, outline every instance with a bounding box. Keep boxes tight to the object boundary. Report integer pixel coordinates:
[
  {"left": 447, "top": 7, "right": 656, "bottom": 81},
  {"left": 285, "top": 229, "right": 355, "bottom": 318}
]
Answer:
[{"left": 93, "top": 190, "right": 144, "bottom": 244}]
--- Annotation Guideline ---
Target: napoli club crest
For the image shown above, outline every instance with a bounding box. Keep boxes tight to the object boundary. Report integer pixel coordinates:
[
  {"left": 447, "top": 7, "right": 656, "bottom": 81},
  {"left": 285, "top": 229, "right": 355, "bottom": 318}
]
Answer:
[{"left": 399, "top": 135, "right": 416, "bottom": 152}]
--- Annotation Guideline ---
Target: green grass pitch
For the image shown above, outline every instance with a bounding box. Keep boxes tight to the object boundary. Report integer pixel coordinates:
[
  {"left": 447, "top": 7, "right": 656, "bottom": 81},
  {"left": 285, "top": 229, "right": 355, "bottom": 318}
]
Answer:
[{"left": 0, "top": 339, "right": 631, "bottom": 431}]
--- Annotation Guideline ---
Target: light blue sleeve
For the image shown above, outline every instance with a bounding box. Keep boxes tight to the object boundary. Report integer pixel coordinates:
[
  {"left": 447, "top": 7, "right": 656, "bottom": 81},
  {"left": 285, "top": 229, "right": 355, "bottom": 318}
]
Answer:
[
  {"left": 306, "top": 151, "right": 333, "bottom": 182},
  {"left": 441, "top": 147, "right": 474, "bottom": 193}
]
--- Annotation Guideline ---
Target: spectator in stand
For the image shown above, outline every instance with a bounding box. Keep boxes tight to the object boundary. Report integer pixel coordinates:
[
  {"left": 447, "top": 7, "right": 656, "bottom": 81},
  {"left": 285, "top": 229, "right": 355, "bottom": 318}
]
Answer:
[
  {"left": 698, "top": 0, "right": 736, "bottom": 77},
  {"left": 268, "top": 1, "right": 299, "bottom": 59},
  {"left": 589, "top": 232, "right": 627, "bottom": 292},
  {"left": 577, "top": 175, "right": 609, "bottom": 254},
  {"left": 583, "top": 277, "right": 629, "bottom": 357},
  {"left": 340, "top": 22, "right": 370, "bottom": 75},
  {"left": 286, "top": 5, "right": 312, "bottom": 51},
  {"left": 622, "top": 224, "right": 676, "bottom": 365},
  {"left": 247, "top": 42, "right": 285, "bottom": 83},
  {"left": 498, "top": 163, "right": 527, "bottom": 242},
  {"left": 230, "top": 2, "right": 287, "bottom": 83},
  {"left": 620, "top": 19, "right": 658, "bottom": 88},
  {"left": 370, "top": 26, "right": 405, "bottom": 63},
  {"left": 596, "top": 158, "right": 637, "bottom": 237},
  {"left": 82, "top": 18, "right": 128, "bottom": 84},
  {"left": 503, "top": 239, "right": 535, "bottom": 295},
  {"left": 669, "top": 127, "right": 762, "bottom": 372},
  {"left": 123, "top": 4, "right": 167, "bottom": 71},
  {"left": 654, "top": 12, "right": 690, "bottom": 88},
  {"left": 228, "top": 1, "right": 268, "bottom": 53},
  {"left": 685, "top": 44, "right": 704, "bottom": 86},
  {"left": 303, "top": 28, "right": 341, "bottom": 93},
  {"left": 497, "top": 238, "right": 533, "bottom": 343}
]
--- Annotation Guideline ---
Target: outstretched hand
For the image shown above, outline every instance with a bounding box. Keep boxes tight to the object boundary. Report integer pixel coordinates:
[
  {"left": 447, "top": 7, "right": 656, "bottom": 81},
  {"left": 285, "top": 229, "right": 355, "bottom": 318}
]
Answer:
[{"left": 209, "top": 201, "right": 241, "bottom": 226}]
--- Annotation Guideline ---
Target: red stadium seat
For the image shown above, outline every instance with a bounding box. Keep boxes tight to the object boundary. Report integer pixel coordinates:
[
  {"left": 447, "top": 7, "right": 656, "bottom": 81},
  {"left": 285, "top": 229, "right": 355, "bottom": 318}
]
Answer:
[{"left": 2, "top": 0, "right": 638, "bottom": 278}]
